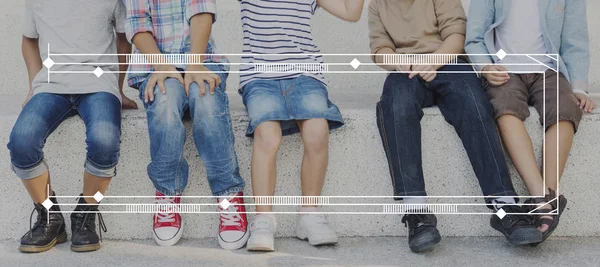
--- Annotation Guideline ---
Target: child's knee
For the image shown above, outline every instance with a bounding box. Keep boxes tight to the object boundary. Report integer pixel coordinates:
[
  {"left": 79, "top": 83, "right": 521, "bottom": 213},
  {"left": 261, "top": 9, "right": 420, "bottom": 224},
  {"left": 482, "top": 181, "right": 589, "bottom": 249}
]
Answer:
[
  {"left": 8, "top": 125, "right": 45, "bottom": 167},
  {"left": 300, "top": 120, "right": 329, "bottom": 151},
  {"left": 254, "top": 123, "right": 282, "bottom": 153},
  {"left": 86, "top": 122, "right": 120, "bottom": 168}
]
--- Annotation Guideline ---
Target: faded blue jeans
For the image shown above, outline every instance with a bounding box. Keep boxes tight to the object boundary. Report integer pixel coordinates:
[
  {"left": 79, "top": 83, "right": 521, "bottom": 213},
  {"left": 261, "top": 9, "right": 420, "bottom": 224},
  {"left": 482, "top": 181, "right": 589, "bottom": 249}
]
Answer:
[
  {"left": 139, "top": 64, "right": 245, "bottom": 196},
  {"left": 8, "top": 92, "right": 121, "bottom": 179}
]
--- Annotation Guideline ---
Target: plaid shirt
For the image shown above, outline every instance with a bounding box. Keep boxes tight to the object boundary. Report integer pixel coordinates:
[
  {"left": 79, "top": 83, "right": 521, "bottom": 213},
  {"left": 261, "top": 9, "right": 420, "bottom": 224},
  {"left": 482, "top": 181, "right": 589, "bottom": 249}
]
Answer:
[{"left": 125, "top": 0, "right": 229, "bottom": 88}]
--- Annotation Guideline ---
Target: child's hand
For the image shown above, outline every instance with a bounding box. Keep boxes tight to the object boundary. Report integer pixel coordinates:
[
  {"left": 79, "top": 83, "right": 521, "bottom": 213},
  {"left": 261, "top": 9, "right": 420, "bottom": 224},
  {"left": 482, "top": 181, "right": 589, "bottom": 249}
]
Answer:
[
  {"left": 409, "top": 65, "right": 439, "bottom": 82},
  {"left": 574, "top": 93, "right": 596, "bottom": 113},
  {"left": 396, "top": 65, "right": 411, "bottom": 72},
  {"left": 482, "top": 65, "right": 510, "bottom": 86},
  {"left": 184, "top": 65, "right": 222, "bottom": 97},
  {"left": 144, "top": 65, "right": 184, "bottom": 103},
  {"left": 121, "top": 93, "right": 139, "bottom": 110}
]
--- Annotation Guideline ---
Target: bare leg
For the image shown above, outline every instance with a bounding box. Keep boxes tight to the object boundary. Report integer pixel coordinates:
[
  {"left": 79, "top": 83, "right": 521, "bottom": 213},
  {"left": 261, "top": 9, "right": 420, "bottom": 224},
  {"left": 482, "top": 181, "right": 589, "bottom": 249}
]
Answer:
[
  {"left": 297, "top": 119, "right": 329, "bottom": 208},
  {"left": 22, "top": 170, "right": 52, "bottom": 204},
  {"left": 82, "top": 171, "right": 112, "bottom": 204},
  {"left": 251, "top": 121, "right": 282, "bottom": 213},
  {"left": 497, "top": 115, "right": 545, "bottom": 196},
  {"left": 543, "top": 121, "right": 575, "bottom": 191}
]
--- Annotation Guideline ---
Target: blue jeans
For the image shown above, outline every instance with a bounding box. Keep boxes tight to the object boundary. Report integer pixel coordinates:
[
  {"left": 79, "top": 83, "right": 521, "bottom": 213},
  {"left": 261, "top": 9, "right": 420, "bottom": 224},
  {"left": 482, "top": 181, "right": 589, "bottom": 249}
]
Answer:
[
  {"left": 376, "top": 63, "right": 517, "bottom": 203},
  {"left": 139, "top": 64, "right": 245, "bottom": 196},
  {"left": 8, "top": 92, "right": 121, "bottom": 179}
]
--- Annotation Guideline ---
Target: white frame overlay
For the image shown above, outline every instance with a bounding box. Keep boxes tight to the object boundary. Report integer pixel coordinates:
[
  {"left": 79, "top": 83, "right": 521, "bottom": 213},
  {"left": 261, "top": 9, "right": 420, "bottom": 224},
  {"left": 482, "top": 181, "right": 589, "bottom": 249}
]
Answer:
[{"left": 41, "top": 46, "right": 563, "bottom": 219}]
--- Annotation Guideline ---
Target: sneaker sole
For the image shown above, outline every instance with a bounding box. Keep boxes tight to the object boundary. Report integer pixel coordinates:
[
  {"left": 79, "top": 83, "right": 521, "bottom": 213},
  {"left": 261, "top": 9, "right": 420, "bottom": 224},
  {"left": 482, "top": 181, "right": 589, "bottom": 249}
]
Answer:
[
  {"left": 409, "top": 229, "right": 441, "bottom": 253},
  {"left": 247, "top": 245, "right": 275, "bottom": 252},
  {"left": 491, "top": 221, "right": 542, "bottom": 245},
  {"left": 153, "top": 219, "right": 184, "bottom": 247},
  {"left": 19, "top": 231, "right": 68, "bottom": 253},
  {"left": 71, "top": 243, "right": 101, "bottom": 252},
  {"left": 247, "top": 237, "right": 275, "bottom": 252},
  {"left": 219, "top": 230, "right": 250, "bottom": 250},
  {"left": 296, "top": 229, "right": 338, "bottom": 246}
]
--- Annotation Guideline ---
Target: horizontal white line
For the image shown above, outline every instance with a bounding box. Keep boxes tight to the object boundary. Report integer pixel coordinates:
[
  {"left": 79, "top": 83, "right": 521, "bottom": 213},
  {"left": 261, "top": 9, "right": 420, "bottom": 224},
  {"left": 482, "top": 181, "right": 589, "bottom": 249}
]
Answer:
[
  {"left": 52, "top": 203, "right": 538, "bottom": 206},
  {"left": 48, "top": 211, "right": 559, "bottom": 215},
  {"left": 52, "top": 195, "right": 547, "bottom": 198},
  {"left": 49, "top": 71, "right": 547, "bottom": 74},
  {"left": 47, "top": 53, "right": 560, "bottom": 57}
]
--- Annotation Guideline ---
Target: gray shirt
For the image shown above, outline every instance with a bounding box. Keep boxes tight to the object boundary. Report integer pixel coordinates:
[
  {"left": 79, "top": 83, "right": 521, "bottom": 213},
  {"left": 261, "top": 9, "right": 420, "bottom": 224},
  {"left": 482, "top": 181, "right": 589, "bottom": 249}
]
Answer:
[{"left": 23, "top": 0, "right": 126, "bottom": 102}]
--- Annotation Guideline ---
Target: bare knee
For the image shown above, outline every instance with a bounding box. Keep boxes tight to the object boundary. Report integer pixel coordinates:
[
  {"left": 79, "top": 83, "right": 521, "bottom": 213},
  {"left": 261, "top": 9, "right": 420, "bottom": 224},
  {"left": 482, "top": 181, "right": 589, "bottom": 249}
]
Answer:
[
  {"left": 300, "top": 120, "right": 329, "bottom": 153},
  {"left": 254, "top": 122, "right": 282, "bottom": 154}
]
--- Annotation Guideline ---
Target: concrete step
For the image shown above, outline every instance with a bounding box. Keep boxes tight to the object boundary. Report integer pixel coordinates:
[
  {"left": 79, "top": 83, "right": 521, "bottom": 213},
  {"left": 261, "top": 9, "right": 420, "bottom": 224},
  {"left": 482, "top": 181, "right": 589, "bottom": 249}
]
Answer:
[
  {"left": 1, "top": 92, "right": 599, "bottom": 240},
  {"left": 2, "top": 237, "right": 599, "bottom": 267}
]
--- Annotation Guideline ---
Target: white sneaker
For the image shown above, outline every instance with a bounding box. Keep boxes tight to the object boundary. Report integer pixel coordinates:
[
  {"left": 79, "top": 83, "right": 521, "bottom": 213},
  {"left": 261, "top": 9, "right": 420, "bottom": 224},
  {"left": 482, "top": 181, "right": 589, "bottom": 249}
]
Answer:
[
  {"left": 153, "top": 191, "right": 183, "bottom": 247},
  {"left": 247, "top": 214, "right": 277, "bottom": 252},
  {"left": 296, "top": 213, "right": 338, "bottom": 246}
]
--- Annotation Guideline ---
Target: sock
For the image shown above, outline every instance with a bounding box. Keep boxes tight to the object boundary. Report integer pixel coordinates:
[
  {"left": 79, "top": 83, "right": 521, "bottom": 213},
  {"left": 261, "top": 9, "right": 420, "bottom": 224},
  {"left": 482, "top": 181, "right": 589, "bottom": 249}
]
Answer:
[
  {"left": 492, "top": 197, "right": 516, "bottom": 210},
  {"left": 403, "top": 197, "right": 428, "bottom": 213},
  {"left": 403, "top": 197, "right": 427, "bottom": 205},
  {"left": 299, "top": 206, "right": 319, "bottom": 213},
  {"left": 257, "top": 213, "right": 276, "bottom": 222}
]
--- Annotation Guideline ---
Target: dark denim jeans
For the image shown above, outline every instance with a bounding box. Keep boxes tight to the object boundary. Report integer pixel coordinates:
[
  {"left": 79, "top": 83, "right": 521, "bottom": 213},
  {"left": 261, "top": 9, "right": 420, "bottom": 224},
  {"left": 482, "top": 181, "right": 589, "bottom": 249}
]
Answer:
[
  {"left": 8, "top": 92, "right": 121, "bottom": 179},
  {"left": 376, "top": 63, "right": 517, "bottom": 203},
  {"left": 139, "top": 64, "right": 245, "bottom": 197}
]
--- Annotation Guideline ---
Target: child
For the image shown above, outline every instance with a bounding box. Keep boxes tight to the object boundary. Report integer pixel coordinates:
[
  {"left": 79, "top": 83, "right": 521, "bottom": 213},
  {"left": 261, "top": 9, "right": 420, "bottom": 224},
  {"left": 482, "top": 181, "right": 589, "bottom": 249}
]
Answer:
[
  {"left": 125, "top": 0, "right": 248, "bottom": 250},
  {"left": 465, "top": 0, "right": 596, "bottom": 244},
  {"left": 8, "top": 0, "right": 132, "bottom": 253},
  {"left": 237, "top": 0, "right": 364, "bottom": 252},
  {"left": 369, "top": 0, "right": 542, "bottom": 252}
]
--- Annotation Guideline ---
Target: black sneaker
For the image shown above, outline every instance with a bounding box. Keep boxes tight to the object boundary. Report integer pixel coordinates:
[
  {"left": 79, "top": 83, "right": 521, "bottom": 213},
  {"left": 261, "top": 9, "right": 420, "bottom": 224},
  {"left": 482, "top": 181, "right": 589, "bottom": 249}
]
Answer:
[
  {"left": 401, "top": 213, "right": 441, "bottom": 253},
  {"left": 70, "top": 195, "right": 107, "bottom": 252},
  {"left": 19, "top": 193, "right": 67, "bottom": 253},
  {"left": 490, "top": 205, "right": 542, "bottom": 245}
]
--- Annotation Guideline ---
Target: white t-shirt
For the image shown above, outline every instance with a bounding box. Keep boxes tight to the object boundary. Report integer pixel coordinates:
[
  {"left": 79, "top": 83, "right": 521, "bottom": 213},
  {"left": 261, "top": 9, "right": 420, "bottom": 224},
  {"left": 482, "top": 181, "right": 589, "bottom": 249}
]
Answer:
[
  {"left": 23, "top": 0, "right": 126, "bottom": 102},
  {"left": 494, "top": 0, "right": 554, "bottom": 73}
]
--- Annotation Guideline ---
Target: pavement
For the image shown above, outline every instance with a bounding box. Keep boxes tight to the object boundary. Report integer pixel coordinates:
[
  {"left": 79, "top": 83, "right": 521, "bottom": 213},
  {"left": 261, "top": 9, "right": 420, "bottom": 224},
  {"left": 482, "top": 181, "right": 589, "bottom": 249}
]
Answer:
[{"left": 1, "top": 237, "right": 599, "bottom": 267}]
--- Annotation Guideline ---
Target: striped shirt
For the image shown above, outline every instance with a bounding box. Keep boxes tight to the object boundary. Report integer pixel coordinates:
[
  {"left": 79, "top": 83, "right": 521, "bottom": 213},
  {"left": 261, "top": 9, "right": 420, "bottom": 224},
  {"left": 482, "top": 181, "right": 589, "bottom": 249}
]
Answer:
[
  {"left": 239, "top": 0, "right": 327, "bottom": 89},
  {"left": 125, "top": 0, "right": 229, "bottom": 89}
]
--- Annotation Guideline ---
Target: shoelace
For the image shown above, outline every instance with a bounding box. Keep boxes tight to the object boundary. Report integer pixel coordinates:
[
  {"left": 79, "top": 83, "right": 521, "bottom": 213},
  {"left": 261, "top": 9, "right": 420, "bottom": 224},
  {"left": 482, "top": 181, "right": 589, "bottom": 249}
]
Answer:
[
  {"left": 156, "top": 196, "right": 177, "bottom": 223},
  {"left": 73, "top": 209, "right": 108, "bottom": 242},
  {"left": 503, "top": 205, "right": 536, "bottom": 226},
  {"left": 220, "top": 204, "right": 243, "bottom": 227},
  {"left": 28, "top": 205, "right": 46, "bottom": 238},
  {"left": 401, "top": 214, "right": 431, "bottom": 228}
]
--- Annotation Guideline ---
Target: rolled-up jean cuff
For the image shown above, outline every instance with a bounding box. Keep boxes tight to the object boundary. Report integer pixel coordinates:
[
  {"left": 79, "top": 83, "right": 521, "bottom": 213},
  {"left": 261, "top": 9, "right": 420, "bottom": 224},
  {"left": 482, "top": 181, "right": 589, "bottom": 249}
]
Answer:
[
  {"left": 214, "top": 187, "right": 245, "bottom": 197},
  {"left": 85, "top": 160, "right": 117, "bottom": 178},
  {"left": 11, "top": 159, "right": 50, "bottom": 180}
]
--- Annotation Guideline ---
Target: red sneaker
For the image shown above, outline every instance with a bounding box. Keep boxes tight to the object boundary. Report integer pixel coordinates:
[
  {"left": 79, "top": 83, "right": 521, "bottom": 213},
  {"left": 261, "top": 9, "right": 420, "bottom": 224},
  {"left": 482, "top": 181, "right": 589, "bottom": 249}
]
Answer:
[
  {"left": 153, "top": 191, "right": 183, "bottom": 246},
  {"left": 217, "top": 192, "right": 249, "bottom": 250}
]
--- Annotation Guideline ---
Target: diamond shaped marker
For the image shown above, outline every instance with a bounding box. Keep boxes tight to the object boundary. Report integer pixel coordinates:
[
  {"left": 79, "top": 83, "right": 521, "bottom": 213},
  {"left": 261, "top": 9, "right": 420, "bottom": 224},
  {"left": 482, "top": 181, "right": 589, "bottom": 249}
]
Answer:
[
  {"left": 496, "top": 49, "right": 507, "bottom": 60},
  {"left": 42, "top": 198, "right": 54, "bottom": 210},
  {"left": 93, "top": 67, "right": 104, "bottom": 78},
  {"left": 219, "top": 199, "right": 231, "bottom": 210},
  {"left": 93, "top": 191, "right": 104, "bottom": 202},
  {"left": 350, "top": 58, "right": 361, "bottom": 70},
  {"left": 43, "top": 57, "right": 55, "bottom": 69},
  {"left": 496, "top": 208, "right": 507, "bottom": 219}
]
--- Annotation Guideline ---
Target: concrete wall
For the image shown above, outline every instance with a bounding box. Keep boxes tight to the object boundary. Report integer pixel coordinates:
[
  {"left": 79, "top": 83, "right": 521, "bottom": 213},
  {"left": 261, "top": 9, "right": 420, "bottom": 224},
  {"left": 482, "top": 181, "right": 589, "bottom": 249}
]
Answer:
[{"left": 0, "top": 0, "right": 599, "bottom": 240}]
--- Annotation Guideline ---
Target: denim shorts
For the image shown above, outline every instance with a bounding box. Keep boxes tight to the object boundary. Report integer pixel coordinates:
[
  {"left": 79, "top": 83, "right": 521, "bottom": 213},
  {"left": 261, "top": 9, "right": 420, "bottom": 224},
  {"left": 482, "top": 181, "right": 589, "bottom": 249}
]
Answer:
[{"left": 241, "top": 75, "right": 344, "bottom": 136}]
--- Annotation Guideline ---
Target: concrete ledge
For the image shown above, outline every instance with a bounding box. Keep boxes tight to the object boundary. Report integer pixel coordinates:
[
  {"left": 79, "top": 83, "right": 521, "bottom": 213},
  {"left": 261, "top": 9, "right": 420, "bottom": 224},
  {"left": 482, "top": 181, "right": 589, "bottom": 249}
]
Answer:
[{"left": 1, "top": 92, "right": 599, "bottom": 240}]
